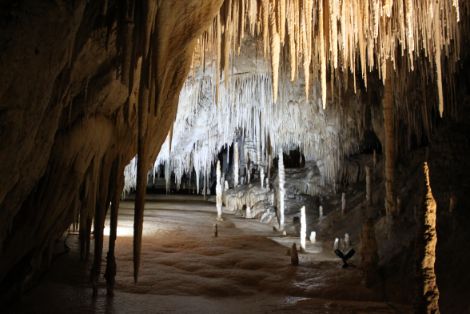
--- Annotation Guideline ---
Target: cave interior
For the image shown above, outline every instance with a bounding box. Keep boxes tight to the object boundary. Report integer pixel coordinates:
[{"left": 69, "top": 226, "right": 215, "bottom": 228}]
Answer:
[{"left": 1, "top": 0, "right": 470, "bottom": 313}]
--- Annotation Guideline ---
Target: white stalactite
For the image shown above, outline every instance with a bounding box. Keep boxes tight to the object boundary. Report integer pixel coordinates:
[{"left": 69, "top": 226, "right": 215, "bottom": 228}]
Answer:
[
  {"left": 260, "top": 167, "right": 265, "bottom": 189},
  {"left": 122, "top": 0, "right": 461, "bottom": 194},
  {"left": 234, "top": 142, "right": 239, "bottom": 187}
]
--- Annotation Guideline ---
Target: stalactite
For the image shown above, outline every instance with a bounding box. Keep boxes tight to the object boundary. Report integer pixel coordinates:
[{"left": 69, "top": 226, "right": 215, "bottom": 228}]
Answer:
[
  {"left": 105, "top": 157, "right": 124, "bottom": 296},
  {"left": 233, "top": 141, "right": 239, "bottom": 186},
  {"left": 319, "top": 0, "right": 327, "bottom": 108},
  {"left": 124, "top": 0, "right": 462, "bottom": 210},
  {"left": 278, "top": 148, "right": 285, "bottom": 230},
  {"left": 198, "top": 0, "right": 460, "bottom": 116},
  {"left": 291, "top": 243, "right": 299, "bottom": 266},
  {"left": 415, "top": 162, "right": 440, "bottom": 313},
  {"left": 383, "top": 63, "right": 396, "bottom": 216},
  {"left": 270, "top": 11, "right": 280, "bottom": 103},
  {"left": 434, "top": 2, "right": 444, "bottom": 117},
  {"left": 79, "top": 172, "right": 90, "bottom": 261},
  {"left": 91, "top": 156, "right": 112, "bottom": 296}
]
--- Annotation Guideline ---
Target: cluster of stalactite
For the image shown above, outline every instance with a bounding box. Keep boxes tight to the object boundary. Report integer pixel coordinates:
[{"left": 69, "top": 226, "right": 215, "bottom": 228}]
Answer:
[
  {"left": 195, "top": 0, "right": 461, "bottom": 117},
  {"left": 67, "top": 0, "right": 222, "bottom": 292},
  {"left": 138, "top": 68, "right": 366, "bottom": 197}
]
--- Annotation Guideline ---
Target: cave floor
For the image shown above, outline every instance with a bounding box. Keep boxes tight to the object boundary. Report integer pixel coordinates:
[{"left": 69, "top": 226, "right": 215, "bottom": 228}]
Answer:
[{"left": 9, "top": 196, "right": 411, "bottom": 313}]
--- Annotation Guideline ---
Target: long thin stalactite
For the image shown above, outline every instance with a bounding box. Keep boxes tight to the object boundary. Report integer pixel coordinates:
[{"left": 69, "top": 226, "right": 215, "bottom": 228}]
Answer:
[{"left": 196, "top": 0, "right": 460, "bottom": 115}]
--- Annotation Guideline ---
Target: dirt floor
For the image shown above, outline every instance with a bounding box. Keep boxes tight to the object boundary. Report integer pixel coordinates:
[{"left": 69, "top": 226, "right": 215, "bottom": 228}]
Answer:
[{"left": 7, "top": 196, "right": 412, "bottom": 313}]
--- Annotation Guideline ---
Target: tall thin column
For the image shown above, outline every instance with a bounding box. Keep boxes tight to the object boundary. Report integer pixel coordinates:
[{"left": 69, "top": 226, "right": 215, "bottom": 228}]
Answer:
[
  {"left": 300, "top": 206, "right": 306, "bottom": 250},
  {"left": 233, "top": 142, "right": 239, "bottom": 187},
  {"left": 278, "top": 148, "right": 285, "bottom": 230},
  {"left": 216, "top": 160, "right": 223, "bottom": 221},
  {"left": 415, "top": 162, "right": 440, "bottom": 313}
]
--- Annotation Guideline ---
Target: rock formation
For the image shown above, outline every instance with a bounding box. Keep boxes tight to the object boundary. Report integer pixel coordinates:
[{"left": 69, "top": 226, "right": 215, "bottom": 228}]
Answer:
[
  {"left": 415, "top": 163, "right": 440, "bottom": 313},
  {"left": 1, "top": 1, "right": 468, "bottom": 310}
]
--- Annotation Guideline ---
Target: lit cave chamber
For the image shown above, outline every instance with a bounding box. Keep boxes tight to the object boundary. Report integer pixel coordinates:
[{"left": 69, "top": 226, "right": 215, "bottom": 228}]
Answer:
[{"left": 1, "top": 1, "right": 470, "bottom": 313}]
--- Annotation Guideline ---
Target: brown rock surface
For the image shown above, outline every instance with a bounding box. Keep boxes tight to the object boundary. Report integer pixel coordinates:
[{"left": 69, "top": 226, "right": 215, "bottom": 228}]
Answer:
[{"left": 0, "top": 0, "right": 222, "bottom": 294}]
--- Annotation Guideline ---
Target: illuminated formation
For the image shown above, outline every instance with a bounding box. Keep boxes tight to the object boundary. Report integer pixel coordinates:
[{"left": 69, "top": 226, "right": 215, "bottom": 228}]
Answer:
[
  {"left": 77, "top": 0, "right": 465, "bottom": 287},
  {"left": 216, "top": 160, "right": 223, "bottom": 220},
  {"left": 2, "top": 1, "right": 470, "bottom": 309},
  {"left": 278, "top": 149, "right": 286, "bottom": 230},
  {"left": 300, "top": 206, "right": 307, "bottom": 250},
  {"left": 197, "top": 0, "right": 461, "bottom": 116}
]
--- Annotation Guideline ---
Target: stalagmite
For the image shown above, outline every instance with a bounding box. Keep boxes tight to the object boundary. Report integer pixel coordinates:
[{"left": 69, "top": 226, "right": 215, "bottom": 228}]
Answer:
[
  {"left": 334, "top": 237, "right": 339, "bottom": 250},
  {"left": 373, "top": 150, "right": 377, "bottom": 169},
  {"left": 341, "top": 192, "right": 346, "bottom": 214},
  {"left": 225, "top": 180, "right": 229, "bottom": 190},
  {"left": 361, "top": 219, "right": 379, "bottom": 287},
  {"left": 310, "top": 231, "right": 316, "bottom": 243},
  {"left": 415, "top": 162, "right": 440, "bottom": 313},
  {"left": 213, "top": 223, "right": 218, "bottom": 237},
  {"left": 344, "top": 233, "right": 350, "bottom": 248},
  {"left": 319, "top": 205, "right": 324, "bottom": 220},
  {"left": 91, "top": 157, "right": 112, "bottom": 296},
  {"left": 300, "top": 206, "right": 306, "bottom": 251},
  {"left": 278, "top": 149, "right": 285, "bottom": 230},
  {"left": 234, "top": 142, "right": 239, "bottom": 187},
  {"left": 449, "top": 193, "right": 456, "bottom": 213},
  {"left": 216, "top": 160, "right": 223, "bottom": 221},
  {"left": 246, "top": 205, "right": 252, "bottom": 218},
  {"left": 366, "top": 165, "right": 372, "bottom": 206},
  {"left": 260, "top": 167, "right": 265, "bottom": 189},
  {"left": 291, "top": 243, "right": 299, "bottom": 266}
]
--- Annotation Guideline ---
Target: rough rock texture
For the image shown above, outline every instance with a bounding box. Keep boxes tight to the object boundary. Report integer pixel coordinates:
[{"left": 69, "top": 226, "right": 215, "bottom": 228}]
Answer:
[
  {"left": 0, "top": 0, "right": 222, "bottom": 296},
  {"left": 415, "top": 163, "right": 440, "bottom": 313}
]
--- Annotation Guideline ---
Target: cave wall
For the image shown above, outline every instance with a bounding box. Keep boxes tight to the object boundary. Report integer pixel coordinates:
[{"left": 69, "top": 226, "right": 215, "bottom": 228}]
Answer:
[{"left": 0, "top": 0, "right": 222, "bottom": 295}]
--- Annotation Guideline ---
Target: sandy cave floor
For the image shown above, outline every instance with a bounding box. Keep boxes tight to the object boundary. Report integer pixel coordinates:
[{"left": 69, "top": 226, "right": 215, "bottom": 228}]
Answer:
[{"left": 8, "top": 196, "right": 411, "bottom": 313}]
